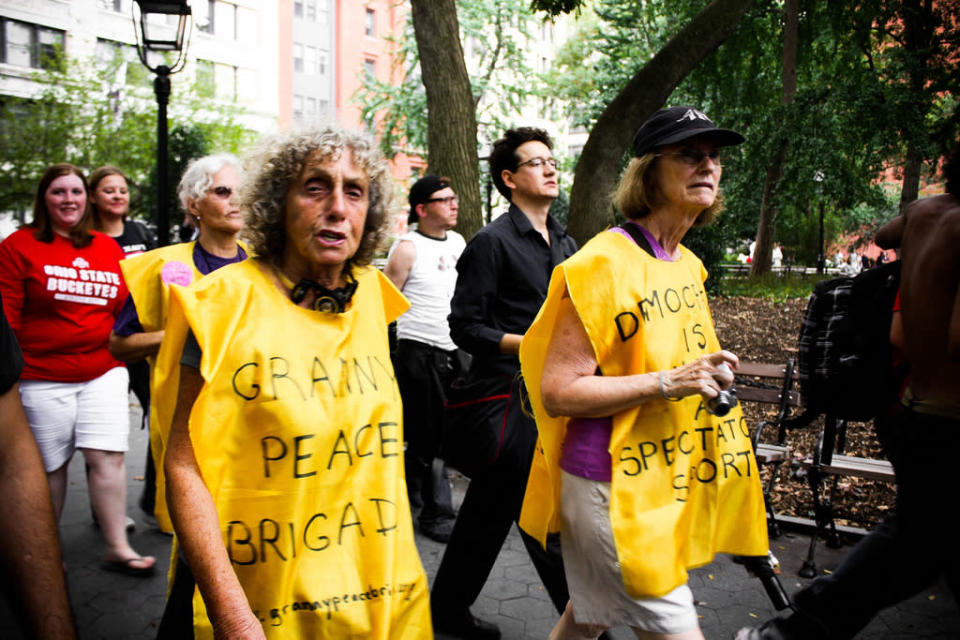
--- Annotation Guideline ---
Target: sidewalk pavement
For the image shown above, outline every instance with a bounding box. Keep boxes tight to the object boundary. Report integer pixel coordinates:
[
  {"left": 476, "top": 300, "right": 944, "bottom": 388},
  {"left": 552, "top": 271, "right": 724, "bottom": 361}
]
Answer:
[{"left": 1, "top": 397, "right": 957, "bottom": 639}]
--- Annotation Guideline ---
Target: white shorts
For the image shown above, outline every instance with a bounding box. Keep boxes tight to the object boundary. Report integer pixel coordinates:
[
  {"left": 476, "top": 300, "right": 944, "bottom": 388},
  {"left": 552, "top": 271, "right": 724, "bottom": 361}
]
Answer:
[
  {"left": 19, "top": 366, "right": 131, "bottom": 472},
  {"left": 559, "top": 470, "right": 699, "bottom": 633}
]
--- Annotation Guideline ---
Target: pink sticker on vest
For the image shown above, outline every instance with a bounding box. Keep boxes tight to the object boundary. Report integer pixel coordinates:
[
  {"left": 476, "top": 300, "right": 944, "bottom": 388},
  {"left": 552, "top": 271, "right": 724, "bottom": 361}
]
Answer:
[{"left": 161, "top": 261, "right": 194, "bottom": 286}]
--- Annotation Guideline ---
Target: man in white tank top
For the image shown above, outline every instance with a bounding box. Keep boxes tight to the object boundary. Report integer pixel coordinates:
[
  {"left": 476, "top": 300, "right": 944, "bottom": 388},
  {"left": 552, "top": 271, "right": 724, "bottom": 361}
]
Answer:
[{"left": 385, "top": 176, "right": 466, "bottom": 543}]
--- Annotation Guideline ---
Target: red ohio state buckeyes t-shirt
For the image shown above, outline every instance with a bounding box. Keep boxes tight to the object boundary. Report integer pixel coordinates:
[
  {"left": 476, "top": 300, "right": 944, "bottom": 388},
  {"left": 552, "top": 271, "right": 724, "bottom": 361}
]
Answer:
[{"left": 0, "top": 228, "right": 127, "bottom": 382}]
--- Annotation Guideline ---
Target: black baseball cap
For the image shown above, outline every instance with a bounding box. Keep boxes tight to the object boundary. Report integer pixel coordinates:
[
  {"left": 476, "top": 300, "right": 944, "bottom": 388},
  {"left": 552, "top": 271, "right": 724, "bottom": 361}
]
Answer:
[
  {"left": 408, "top": 175, "right": 451, "bottom": 224},
  {"left": 631, "top": 106, "right": 744, "bottom": 158}
]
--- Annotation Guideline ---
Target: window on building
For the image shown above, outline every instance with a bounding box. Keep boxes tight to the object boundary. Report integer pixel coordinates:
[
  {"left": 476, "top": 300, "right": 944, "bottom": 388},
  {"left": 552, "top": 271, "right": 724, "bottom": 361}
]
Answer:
[
  {"left": 195, "top": 59, "right": 216, "bottom": 97},
  {"left": 95, "top": 38, "right": 147, "bottom": 86},
  {"left": 364, "top": 9, "right": 375, "bottom": 37},
  {"left": 318, "top": 50, "right": 327, "bottom": 76},
  {"left": 294, "top": 0, "right": 303, "bottom": 18},
  {"left": 363, "top": 58, "right": 376, "bottom": 79},
  {"left": 237, "top": 7, "right": 256, "bottom": 43},
  {"left": 305, "top": 45, "right": 317, "bottom": 75},
  {"left": 237, "top": 68, "right": 257, "bottom": 105},
  {"left": 318, "top": 4, "right": 329, "bottom": 25},
  {"left": 197, "top": 1, "right": 239, "bottom": 39},
  {"left": 319, "top": 99, "right": 329, "bottom": 118},
  {"left": 196, "top": 0, "right": 215, "bottom": 34},
  {"left": 306, "top": 0, "right": 317, "bottom": 22},
  {"left": 293, "top": 94, "right": 304, "bottom": 121},
  {"left": 215, "top": 62, "right": 237, "bottom": 102},
  {"left": 306, "top": 97, "right": 317, "bottom": 119},
  {"left": 293, "top": 43, "right": 304, "bottom": 73},
  {"left": 1, "top": 18, "right": 65, "bottom": 70},
  {"left": 214, "top": 1, "right": 237, "bottom": 40},
  {"left": 98, "top": 0, "right": 123, "bottom": 12}
]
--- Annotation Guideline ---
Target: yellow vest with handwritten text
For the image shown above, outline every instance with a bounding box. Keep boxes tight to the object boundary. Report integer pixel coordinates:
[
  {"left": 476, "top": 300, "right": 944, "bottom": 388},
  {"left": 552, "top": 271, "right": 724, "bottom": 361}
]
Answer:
[
  {"left": 519, "top": 231, "right": 768, "bottom": 598},
  {"left": 164, "top": 259, "right": 430, "bottom": 639},
  {"left": 120, "top": 241, "right": 199, "bottom": 533}
]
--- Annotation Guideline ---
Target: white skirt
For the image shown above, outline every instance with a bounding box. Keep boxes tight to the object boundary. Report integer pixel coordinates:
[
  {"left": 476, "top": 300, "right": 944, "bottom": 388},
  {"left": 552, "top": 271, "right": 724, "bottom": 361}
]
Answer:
[{"left": 559, "top": 470, "right": 699, "bottom": 633}]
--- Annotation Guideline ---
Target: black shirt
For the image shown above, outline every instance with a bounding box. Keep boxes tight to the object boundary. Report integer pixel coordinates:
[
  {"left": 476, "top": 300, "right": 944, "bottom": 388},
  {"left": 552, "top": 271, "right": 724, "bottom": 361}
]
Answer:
[
  {"left": 112, "top": 219, "right": 157, "bottom": 257},
  {"left": 0, "top": 294, "right": 24, "bottom": 394},
  {"left": 449, "top": 204, "right": 578, "bottom": 377}
]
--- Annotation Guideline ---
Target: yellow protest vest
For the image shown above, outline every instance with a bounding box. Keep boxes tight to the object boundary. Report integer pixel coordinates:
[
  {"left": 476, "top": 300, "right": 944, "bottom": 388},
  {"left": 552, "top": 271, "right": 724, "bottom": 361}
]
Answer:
[
  {"left": 164, "top": 258, "right": 430, "bottom": 639},
  {"left": 519, "top": 230, "right": 768, "bottom": 598},
  {"left": 120, "top": 242, "right": 200, "bottom": 533}
]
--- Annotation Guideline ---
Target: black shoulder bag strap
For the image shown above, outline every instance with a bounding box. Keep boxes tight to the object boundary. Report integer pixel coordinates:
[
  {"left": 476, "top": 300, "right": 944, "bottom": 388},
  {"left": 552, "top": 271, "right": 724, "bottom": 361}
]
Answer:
[{"left": 617, "top": 222, "right": 657, "bottom": 259}]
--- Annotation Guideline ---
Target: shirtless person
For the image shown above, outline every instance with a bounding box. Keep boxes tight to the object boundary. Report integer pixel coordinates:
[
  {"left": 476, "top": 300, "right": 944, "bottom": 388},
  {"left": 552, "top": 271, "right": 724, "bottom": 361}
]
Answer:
[{"left": 739, "top": 145, "right": 960, "bottom": 639}]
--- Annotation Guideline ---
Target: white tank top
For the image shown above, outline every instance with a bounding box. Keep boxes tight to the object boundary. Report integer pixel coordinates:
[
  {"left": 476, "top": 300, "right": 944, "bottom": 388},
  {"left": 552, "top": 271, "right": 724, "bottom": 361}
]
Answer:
[{"left": 389, "top": 229, "right": 466, "bottom": 350}]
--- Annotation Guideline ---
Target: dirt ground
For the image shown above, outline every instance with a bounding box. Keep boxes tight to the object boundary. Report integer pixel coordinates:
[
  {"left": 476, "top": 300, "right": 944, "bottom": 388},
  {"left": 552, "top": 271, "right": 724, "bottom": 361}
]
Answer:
[{"left": 710, "top": 295, "right": 896, "bottom": 529}]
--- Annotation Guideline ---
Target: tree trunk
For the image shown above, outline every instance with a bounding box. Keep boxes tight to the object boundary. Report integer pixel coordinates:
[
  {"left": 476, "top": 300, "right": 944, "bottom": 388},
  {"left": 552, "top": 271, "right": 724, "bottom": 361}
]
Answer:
[
  {"left": 751, "top": 0, "right": 797, "bottom": 276},
  {"left": 897, "top": 0, "right": 932, "bottom": 212},
  {"left": 565, "top": 0, "right": 756, "bottom": 246},
  {"left": 410, "top": 0, "right": 484, "bottom": 239}
]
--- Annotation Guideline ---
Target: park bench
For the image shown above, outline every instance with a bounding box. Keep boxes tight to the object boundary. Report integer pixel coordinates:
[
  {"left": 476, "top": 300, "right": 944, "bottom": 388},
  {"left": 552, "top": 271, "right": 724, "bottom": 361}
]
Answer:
[
  {"left": 731, "top": 360, "right": 802, "bottom": 611},
  {"left": 735, "top": 360, "right": 801, "bottom": 538},
  {"left": 796, "top": 414, "right": 895, "bottom": 577},
  {"left": 736, "top": 360, "right": 896, "bottom": 577}
]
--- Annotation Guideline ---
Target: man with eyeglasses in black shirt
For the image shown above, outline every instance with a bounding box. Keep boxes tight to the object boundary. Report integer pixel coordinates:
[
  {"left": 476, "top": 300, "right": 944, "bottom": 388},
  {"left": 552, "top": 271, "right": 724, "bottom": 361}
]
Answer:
[{"left": 431, "top": 128, "right": 578, "bottom": 639}]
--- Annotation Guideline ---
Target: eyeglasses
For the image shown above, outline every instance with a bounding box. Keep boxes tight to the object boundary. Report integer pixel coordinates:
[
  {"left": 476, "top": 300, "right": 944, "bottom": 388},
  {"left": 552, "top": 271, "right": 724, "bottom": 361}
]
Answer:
[
  {"left": 515, "top": 157, "right": 557, "bottom": 170},
  {"left": 655, "top": 148, "right": 722, "bottom": 167},
  {"left": 427, "top": 195, "right": 459, "bottom": 206},
  {"left": 208, "top": 186, "right": 234, "bottom": 198}
]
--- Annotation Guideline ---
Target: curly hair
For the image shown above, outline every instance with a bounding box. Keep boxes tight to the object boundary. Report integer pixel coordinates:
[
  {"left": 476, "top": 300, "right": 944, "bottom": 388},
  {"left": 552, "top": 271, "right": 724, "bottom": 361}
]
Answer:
[
  {"left": 30, "top": 163, "right": 95, "bottom": 248},
  {"left": 242, "top": 125, "right": 394, "bottom": 268},
  {"left": 489, "top": 127, "right": 554, "bottom": 201},
  {"left": 612, "top": 154, "right": 724, "bottom": 227}
]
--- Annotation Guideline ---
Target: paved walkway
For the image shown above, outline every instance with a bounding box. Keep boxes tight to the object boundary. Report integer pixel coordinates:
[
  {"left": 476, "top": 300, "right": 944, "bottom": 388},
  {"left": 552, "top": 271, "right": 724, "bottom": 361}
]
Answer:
[{"left": 1, "top": 399, "right": 957, "bottom": 639}]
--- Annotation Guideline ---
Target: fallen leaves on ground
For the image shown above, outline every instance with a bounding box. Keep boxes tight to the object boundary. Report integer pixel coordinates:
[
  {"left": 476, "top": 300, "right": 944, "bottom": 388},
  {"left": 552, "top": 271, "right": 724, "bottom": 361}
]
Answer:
[{"left": 711, "top": 295, "right": 896, "bottom": 529}]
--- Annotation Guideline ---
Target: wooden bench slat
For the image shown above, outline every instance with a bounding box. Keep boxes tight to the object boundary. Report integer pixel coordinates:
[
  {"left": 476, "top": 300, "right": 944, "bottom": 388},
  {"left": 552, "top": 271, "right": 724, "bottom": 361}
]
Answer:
[
  {"left": 737, "top": 362, "right": 790, "bottom": 378},
  {"left": 756, "top": 443, "right": 790, "bottom": 463},
  {"left": 736, "top": 387, "right": 801, "bottom": 406},
  {"left": 801, "top": 454, "right": 894, "bottom": 482}
]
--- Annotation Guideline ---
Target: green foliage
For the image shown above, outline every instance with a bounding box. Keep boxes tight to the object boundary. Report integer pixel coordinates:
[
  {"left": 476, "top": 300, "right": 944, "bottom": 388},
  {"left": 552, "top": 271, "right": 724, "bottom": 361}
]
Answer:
[
  {"left": 353, "top": 0, "right": 541, "bottom": 159},
  {"left": 553, "top": 0, "right": 958, "bottom": 272},
  {"left": 684, "top": 219, "right": 737, "bottom": 295},
  {"left": 0, "top": 50, "right": 255, "bottom": 230},
  {"left": 720, "top": 272, "right": 821, "bottom": 302}
]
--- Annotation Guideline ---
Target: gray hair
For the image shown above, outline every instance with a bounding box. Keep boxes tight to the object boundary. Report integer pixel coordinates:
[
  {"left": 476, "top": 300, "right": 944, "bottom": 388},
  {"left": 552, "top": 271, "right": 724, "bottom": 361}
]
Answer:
[
  {"left": 177, "top": 153, "right": 242, "bottom": 214},
  {"left": 242, "top": 124, "right": 394, "bottom": 268}
]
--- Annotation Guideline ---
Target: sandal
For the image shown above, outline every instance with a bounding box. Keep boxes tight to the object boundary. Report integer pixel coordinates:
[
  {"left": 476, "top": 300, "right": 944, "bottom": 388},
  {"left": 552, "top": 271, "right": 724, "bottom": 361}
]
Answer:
[{"left": 101, "top": 555, "right": 156, "bottom": 577}]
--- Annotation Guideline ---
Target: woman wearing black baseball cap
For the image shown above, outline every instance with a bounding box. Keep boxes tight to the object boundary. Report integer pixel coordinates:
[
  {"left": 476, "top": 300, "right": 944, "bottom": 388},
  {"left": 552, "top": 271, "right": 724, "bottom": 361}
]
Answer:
[{"left": 518, "top": 107, "right": 767, "bottom": 639}]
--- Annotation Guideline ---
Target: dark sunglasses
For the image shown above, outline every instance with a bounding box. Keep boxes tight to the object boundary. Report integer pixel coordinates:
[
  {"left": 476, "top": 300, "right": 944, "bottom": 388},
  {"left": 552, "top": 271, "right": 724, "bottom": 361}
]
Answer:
[{"left": 208, "top": 186, "right": 234, "bottom": 198}]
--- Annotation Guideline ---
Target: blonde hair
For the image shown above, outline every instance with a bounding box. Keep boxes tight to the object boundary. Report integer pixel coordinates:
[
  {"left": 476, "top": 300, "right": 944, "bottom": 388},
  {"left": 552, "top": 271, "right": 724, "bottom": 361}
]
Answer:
[{"left": 613, "top": 155, "right": 724, "bottom": 227}]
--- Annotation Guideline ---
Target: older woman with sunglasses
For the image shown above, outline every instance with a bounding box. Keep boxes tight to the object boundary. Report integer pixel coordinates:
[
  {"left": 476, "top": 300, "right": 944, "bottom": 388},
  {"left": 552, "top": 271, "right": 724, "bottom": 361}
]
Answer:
[
  {"left": 519, "top": 107, "right": 769, "bottom": 639},
  {"left": 108, "top": 153, "right": 247, "bottom": 532}
]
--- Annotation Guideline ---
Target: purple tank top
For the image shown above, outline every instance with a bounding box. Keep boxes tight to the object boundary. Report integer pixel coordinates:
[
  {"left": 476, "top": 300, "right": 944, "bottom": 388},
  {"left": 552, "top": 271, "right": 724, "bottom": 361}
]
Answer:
[
  {"left": 560, "top": 417, "right": 613, "bottom": 481},
  {"left": 558, "top": 224, "right": 674, "bottom": 482}
]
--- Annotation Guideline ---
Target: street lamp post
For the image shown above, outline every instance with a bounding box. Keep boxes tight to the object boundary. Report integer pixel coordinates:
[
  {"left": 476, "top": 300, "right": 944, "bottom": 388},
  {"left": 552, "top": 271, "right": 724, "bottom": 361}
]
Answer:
[
  {"left": 132, "top": 0, "right": 192, "bottom": 247},
  {"left": 813, "top": 170, "right": 826, "bottom": 275}
]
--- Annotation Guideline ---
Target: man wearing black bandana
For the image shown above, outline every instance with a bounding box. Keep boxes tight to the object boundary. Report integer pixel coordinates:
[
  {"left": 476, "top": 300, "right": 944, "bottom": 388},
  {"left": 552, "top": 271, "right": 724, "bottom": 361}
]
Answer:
[{"left": 384, "top": 175, "right": 466, "bottom": 543}]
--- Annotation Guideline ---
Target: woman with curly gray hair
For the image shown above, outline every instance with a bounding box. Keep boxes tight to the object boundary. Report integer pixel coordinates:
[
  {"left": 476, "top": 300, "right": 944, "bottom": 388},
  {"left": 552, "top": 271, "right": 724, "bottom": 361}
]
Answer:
[{"left": 158, "top": 124, "right": 431, "bottom": 639}]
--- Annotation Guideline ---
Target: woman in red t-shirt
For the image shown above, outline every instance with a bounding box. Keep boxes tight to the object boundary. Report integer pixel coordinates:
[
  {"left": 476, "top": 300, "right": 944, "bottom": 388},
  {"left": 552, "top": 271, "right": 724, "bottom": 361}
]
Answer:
[{"left": 0, "top": 164, "right": 155, "bottom": 575}]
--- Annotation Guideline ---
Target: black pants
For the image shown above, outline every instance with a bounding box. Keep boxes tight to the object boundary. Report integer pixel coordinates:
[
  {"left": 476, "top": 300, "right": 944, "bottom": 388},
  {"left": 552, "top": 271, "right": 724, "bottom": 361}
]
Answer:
[
  {"left": 431, "top": 379, "right": 569, "bottom": 615},
  {"left": 156, "top": 557, "right": 195, "bottom": 639},
  {"left": 395, "top": 339, "right": 457, "bottom": 524},
  {"left": 784, "top": 405, "right": 960, "bottom": 639}
]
